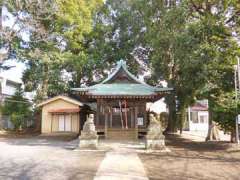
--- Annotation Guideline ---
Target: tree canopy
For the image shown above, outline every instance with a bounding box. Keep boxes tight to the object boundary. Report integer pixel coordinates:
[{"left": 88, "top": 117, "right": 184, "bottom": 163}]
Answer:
[{"left": 1, "top": 0, "right": 240, "bottom": 138}]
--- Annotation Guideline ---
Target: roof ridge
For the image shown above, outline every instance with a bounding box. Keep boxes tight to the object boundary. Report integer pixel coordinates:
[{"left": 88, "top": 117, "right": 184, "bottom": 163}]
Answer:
[
  {"left": 37, "top": 95, "right": 83, "bottom": 107},
  {"left": 101, "top": 60, "right": 147, "bottom": 85}
]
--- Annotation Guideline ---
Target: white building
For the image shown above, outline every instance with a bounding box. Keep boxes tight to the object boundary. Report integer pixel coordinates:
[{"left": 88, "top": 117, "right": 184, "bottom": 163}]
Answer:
[
  {"left": 0, "top": 76, "right": 21, "bottom": 98},
  {"left": 187, "top": 100, "right": 209, "bottom": 131},
  {"left": 0, "top": 76, "right": 21, "bottom": 129},
  {"left": 0, "top": 60, "right": 35, "bottom": 130}
]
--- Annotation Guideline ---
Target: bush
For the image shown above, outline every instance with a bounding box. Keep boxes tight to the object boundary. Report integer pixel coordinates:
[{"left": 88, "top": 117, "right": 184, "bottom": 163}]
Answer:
[{"left": 2, "top": 88, "right": 32, "bottom": 130}]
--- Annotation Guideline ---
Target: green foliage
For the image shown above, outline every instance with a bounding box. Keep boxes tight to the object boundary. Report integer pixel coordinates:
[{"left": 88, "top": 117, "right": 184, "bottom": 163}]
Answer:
[
  {"left": 84, "top": 0, "right": 240, "bottom": 133},
  {"left": 56, "top": 0, "right": 103, "bottom": 51},
  {"left": 86, "top": 0, "right": 146, "bottom": 75},
  {"left": 188, "top": 1, "right": 239, "bottom": 135},
  {"left": 147, "top": 0, "right": 239, "bottom": 131},
  {"left": 12, "top": 0, "right": 104, "bottom": 101},
  {"left": 3, "top": 0, "right": 240, "bottom": 135},
  {"left": 1, "top": 88, "right": 32, "bottom": 130},
  {"left": 213, "top": 92, "right": 240, "bottom": 132}
]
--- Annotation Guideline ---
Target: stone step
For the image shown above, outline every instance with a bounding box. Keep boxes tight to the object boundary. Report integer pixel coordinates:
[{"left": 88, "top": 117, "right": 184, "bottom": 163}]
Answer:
[{"left": 107, "top": 129, "right": 137, "bottom": 140}]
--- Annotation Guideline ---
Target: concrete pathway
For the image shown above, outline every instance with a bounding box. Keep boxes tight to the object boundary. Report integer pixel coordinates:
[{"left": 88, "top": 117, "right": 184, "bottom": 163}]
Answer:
[{"left": 94, "top": 141, "right": 149, "bottom": 180}]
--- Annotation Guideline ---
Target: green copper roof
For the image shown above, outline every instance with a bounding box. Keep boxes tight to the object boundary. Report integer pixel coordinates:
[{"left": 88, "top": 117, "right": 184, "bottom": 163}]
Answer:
[
  {"left": 102, "top": 59, "right": 144, "bottom": 84},
  {"left": 71, "top": 60, "right": 172, "bottom": 97},
  {"left": 72, "top": 84, "right": 172, "bottom": 96}
]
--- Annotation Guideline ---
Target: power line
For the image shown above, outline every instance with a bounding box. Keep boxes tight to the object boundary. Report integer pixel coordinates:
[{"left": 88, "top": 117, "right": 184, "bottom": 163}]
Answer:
[{"left": 2, "top": 99, "right": 32, "bottom": 104}]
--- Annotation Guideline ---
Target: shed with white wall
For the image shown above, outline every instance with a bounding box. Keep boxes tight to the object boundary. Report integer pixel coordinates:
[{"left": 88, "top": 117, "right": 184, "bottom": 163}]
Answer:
[{"left": 38, "top": 96, "right": 84, "bottom": 134}]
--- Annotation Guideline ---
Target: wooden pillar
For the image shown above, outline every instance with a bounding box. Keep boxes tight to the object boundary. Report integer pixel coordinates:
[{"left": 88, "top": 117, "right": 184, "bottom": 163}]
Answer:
[
  {"left": 104, "top": 104, "right": 108, "bottom": 138},
  {"left": 144, "top": 103, "right": 147, "bottom": 128},
  {"left": 135, "top": 106, "right": 138, "bottom": 128},
  {"left": 78, "top": 113, "right": 81, "bottom": 134},
  {"left": 96, "top": 99, "right": 100, "bottom": 127},
  {"left": 110, "top": 106, "right": 113, "bottom": 128},
  {"left": 131, "top": 107, "right": 134, "bottom": 128},
  {"left": 51, "top": 114, "right": 53, "bottom": 132},
  {"left": 70, "top": 113, "right": 73, "bottom": 132},
  {"left": 135, "top": 106, "right": 138, "bottom": 139},
  {"left": 64, "top": 114, "right": 66, "bottom": 131}
]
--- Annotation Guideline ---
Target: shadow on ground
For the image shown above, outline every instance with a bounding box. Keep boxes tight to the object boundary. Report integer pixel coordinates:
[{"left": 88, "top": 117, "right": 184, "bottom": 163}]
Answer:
[
  {"left": 165, "top": 134, "right": 234, "bottom": 152},
  {"left": 140, "top": 134, "right": 240, "bottom": 180},
  {"left": 0, "top": 135, "right": 105, "bottom": 180},
  {"left": 0, "top": 134, "right": 79, "bottom": 150}
]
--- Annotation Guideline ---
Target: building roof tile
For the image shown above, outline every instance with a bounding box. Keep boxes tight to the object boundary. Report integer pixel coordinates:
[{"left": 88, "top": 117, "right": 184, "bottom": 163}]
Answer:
[{"left": 71, "top": 60, "right": 172, "bottom": 98}]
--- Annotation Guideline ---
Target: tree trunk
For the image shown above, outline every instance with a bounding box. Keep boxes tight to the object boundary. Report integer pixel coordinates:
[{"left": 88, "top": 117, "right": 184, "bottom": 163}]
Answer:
[
  {"left": 42, "top": 63, "right": 49, "bottom": 99},
  {"left": 74, "top": 71, "right": 82, "bottom": 87},
  {"left": 206, "top": 103, "right": 220, "bottom": 141},
  {"left": 36, "top": 63, "right": 49, "bottom": 102},
  {"left": 165, "top": 93, "right": 177, "bottom": 133},
  {"left": 205, "top": 121, "right": 220, "bottom": 141},
  {"left": 206, "top": 104, "right": 213, "bottom": 141},
  {"left": 179, "top": 105, "right": 187, "bottom": 134},
  {"left": 231, "top": 129, "right": 236, "bottom": 143}
]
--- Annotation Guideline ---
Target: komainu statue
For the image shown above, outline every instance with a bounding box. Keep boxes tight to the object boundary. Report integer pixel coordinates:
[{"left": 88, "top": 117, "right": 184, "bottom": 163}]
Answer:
[
  {"left": 79, "top": 114, "right": 98, "bottom": 148},
  {"left": 145, "top": 114, "right": 165, "bottom": 150}
]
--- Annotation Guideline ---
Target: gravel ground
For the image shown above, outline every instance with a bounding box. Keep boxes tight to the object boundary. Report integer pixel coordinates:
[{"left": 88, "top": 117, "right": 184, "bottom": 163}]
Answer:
[
  {"left": 0, "top": 136, "right": 105, "bottom": 180},
  {"left": 0, "top": 134, "right": 240, "bottom": 180},
  {"left": 139, "top": 134, "right": 240, "bottom": 180}
]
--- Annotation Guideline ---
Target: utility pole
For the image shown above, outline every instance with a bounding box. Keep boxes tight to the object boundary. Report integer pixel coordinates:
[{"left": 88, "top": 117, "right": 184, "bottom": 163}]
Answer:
[{"left": 234, "top": 58, "right": 240, "bottom": 144}]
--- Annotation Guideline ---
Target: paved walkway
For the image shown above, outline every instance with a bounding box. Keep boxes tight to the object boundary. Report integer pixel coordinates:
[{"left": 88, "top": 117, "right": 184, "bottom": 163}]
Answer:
[{"left": 94, "top": 141, "right": 149, "bottom": 180}]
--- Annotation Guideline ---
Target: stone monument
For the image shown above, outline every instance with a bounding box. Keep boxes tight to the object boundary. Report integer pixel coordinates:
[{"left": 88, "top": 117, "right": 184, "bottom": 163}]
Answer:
[
  {"left": 145, "top": 114, "right": 165, "bottom": 150},
  {"left": 79, "top": 114, "right": 98, "bottom": 149}
]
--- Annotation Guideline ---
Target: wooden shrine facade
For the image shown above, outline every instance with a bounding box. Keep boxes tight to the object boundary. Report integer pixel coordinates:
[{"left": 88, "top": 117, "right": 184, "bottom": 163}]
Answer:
[
  {"left": 95, "top": 99, "right": 148, "bottom": 139},
  {"left": 71, "top": 60, "right": 172, "bottom": 140}
]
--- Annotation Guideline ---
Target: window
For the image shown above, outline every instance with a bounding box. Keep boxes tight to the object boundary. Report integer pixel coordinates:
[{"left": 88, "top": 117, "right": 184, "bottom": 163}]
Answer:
[
  {"left": 4, "top": 85, "right": 17, "bottom": 96},
  {"left": 199, "top": 115, "right": 207, "bottom": 124},
  {"left": 190, "top": 112, "right": 198, "bottom": 123}
]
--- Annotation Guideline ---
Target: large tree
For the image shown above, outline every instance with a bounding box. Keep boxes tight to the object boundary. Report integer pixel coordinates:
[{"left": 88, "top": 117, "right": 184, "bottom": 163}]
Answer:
[
  {"left": 139, "top": 0, "right": 239, "bottom": 134},
  {"left": 187, "top": 0, "right": 240, "bottom": 140},
  {"left": 11, "top": 0, "right": 104, "bottom": 101},
  {"left": 3, "top": 0, "right": 240, "bottom": 139},
  {"left": 212, "top": 92, "right": 240, "bottom": 142},
  {"left": 87, "top": 0, "right": 239, "bottom": 134},
  {"left": 86, "top": 0, "right": 148, "bottom": 79}
]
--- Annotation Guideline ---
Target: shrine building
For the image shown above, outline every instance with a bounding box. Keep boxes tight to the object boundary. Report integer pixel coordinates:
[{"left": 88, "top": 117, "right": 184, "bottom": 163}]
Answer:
[{"left": 38, "top": 60, "right": 172, "bottom": 140}]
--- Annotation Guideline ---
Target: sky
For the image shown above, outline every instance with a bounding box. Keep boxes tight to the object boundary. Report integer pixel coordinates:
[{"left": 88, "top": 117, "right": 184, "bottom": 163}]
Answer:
[
  {"left": 0, "top": 6, "right": 29, "bottom": 83},
  {"left": 0, "top": 60, "right": 26, "bottom": 83}
]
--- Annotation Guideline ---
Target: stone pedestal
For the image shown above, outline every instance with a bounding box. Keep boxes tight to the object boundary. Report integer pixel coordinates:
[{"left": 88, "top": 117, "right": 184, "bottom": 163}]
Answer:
[
  {"left": 145, "top": 114, "right": 166, "bottom": 150},
  {"left": 146, "top": 138, "right": 165, "bottom": 149},
  {"left": 79, "top": 114, "right": 98, "bottom": 149}
]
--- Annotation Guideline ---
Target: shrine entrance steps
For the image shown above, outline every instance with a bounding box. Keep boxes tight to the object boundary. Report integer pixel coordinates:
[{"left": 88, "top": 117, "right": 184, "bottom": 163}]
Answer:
[{"left": 106, "top": 128, "right": 137, "bottom": 140}]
